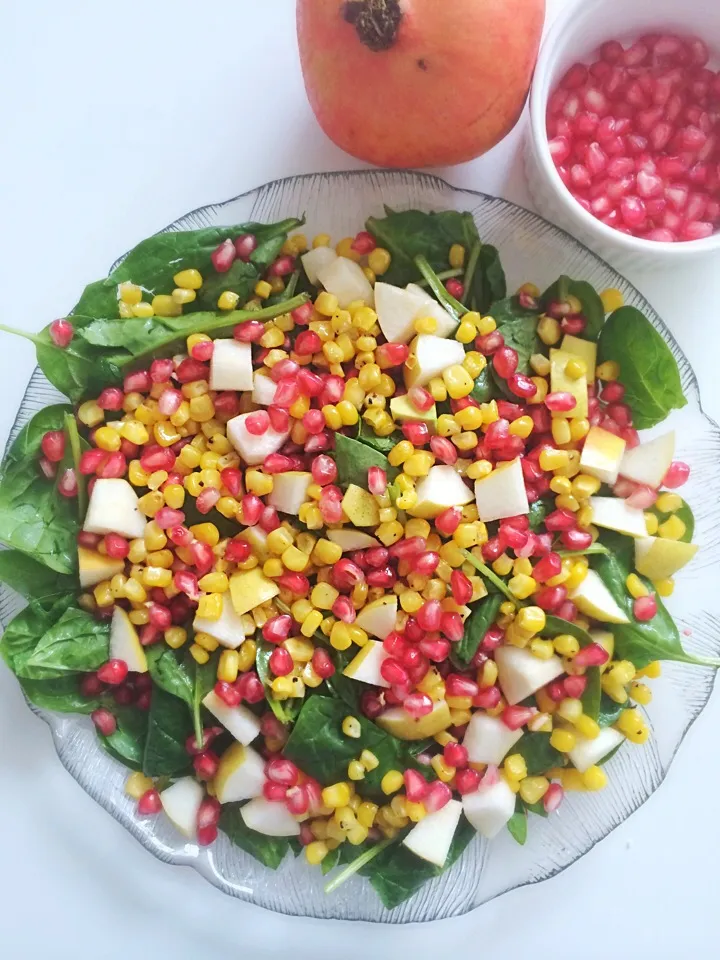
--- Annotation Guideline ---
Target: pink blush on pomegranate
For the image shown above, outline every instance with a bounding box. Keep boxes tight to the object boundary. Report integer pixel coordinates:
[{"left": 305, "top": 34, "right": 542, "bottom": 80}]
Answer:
[{"left": 546, "top": 32, "right": 720, "bottom": 242}]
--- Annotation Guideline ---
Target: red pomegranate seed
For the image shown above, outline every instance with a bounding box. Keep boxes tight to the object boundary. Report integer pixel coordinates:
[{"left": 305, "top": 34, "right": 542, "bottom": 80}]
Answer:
[
  {"left": 450, "top": 569, "right": 473, "bottom": 605},
  {"left": 545, "top": 392, "right": 577, "bottom": 413},
  {"left": 502, "top": 705, "right": 536, "bottom": 730},
  {"left": 544, "top": 782, "right": 565, "bottom": 813},
  {"left": 137, "top": 788, "right": 162, "bottom": 815},
  {"left": 435, "top": 506, "right": 462, "bottom": 536},
  {"left": 574, "top": 643, "right": 610, "bottom": 667},
  {"left": 455, "top": 767, "right": 481, "bottom": 795},
  {"left": 634, "top": 595, "right": 658, "bottom": 621},
  {"left": 211, "top": 239, "right": 236, "bottom": 272},
  {"left": 493, "top": 346, "right": 519, "bottom": 379},
  {"left": 375, "top": 342, "right": 409, "bottom": 368},
  {"left": 663, "top": 461, "right": 690, "bottom": 488},
  {"left": 269, "top": 647, "right": 293, "bottom": 677},
  {"left": 403, "top": 769, "right": 429, "bottom": 802},
  {"left": 424, "top": 780, "right": 452, "bottom": 813},
  {"left": 49, "top": 318, "right": 74, "bottom": 348},
  {"left": 266, "top": 756, "right": 299, "bottom": 786},
  {"left": 533, "top": 552, "right": 562, "bottom": 583},
  {"left": 564, "top": 675, "right": 588, "bottom": 699},
  {"left": 475, "top": 331, "right": 504, "bottom": 355},
  {"left": 41, "top": 429, "right": 66, "bottom": 463},
  {"left": 507, "top": 374, "right": 538, "bottom": 399},
  {"left": 193, "top": 751, "right": 220, "bottom": 781},
  {"left": 91, "top": 707, "right": 116, "bottom": 736},
  {"left": 311, "top": 648, "right": 335, "bottom": 680},
  {"left": 403, "top": 692, "right": 433, "bottom": 719}
]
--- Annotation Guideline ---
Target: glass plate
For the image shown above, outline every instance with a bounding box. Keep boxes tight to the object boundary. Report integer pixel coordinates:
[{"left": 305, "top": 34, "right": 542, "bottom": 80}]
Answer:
[{"left": 1, "top": 170, "right": 719, "bottom": 923}]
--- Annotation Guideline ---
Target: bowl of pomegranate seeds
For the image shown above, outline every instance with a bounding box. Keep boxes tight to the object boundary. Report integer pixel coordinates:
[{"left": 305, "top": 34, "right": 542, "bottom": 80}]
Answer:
[{"left": 527, "top": 0, "right": 720, "bottom": 265}]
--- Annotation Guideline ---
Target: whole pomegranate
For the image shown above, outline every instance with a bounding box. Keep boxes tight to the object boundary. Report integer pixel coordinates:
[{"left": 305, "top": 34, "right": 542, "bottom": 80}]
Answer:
[{"left": 297, "top": 0, "right": 545, "bottom": 167}]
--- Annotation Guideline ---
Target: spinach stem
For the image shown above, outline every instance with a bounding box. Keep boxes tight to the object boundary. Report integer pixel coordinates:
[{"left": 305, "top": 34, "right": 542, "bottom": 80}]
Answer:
[
  {"left": 415, "top": 268, "right": 463, "bottom": 287},
  {"left": 0, "top": 324, "right": 42, "bottom": 346},
  {"left": 557, "top": 544, "right": 609, "bottom": 558},
  {"left": 283, "top": 269, "right": 300, "bottom": 300},
  {"left": 63, "top": 412, "right": 87, "bottom": 519},
  {"left": 414, "top": 255, "right": 465, "bottom": 320},
  {"left": 463, "top": 242, "right": 481, "bottom": 304},
  {"left": 461, "top": 549, "right": 516, "bottom": 602},
  {"left": 192, "top": 666, "right": 204, "bottom": 748},
  {"left": 323, "top": 836, "right": 395, "bottom": 894}
]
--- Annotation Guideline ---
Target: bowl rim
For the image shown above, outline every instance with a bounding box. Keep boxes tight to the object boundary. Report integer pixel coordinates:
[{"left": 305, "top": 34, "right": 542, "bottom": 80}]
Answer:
[
  {"left": 4, "top": 167, "right": 719, "bottom": 922},
  {"left": 529, "top": 0, "right": 720, "bottom": 257}
]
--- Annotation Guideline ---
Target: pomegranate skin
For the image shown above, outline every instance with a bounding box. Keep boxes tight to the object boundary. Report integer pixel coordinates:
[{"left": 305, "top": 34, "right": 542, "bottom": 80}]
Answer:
[{"left": 297, "top": 0, "right": 546, "bottom": 167}]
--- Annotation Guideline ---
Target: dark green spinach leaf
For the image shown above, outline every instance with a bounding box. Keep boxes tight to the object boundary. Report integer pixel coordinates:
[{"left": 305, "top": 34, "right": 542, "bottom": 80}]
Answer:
[
  {"left": 470, "top": 366, "right": 495, "bottom": 404},
  {"left": 256, "top": 638, "right": 302, "bottom": 724},
  {"left": 598, "top": 692, "right": 624, "bottom": 728},
  {"left": 454, "top": 594, "right": 503, "bottom": 666},
  {"left": 514, "top": 732, "right": 564, "bottom": 776},
  {"left": 100, "top": 705, "right": 148, "bottom": 771},
  {"left": 0, "top": 550, "right": 75, "bottom": 604},
  {"left": 18, "top": 675, "right": 100, "bottom": 714},
  {"left": 597, "top": 306, "right": 686, "bottom": 429},
  {"left": 542, "top": 276, "right": 606, "bottom": 341},
  {"left": 192, "top": 657, "right": 218, "bottom": 748},
  {"left": 651, "top": 498, "right": 694, "bottom": 543},
  {"left": 0, "top": 596, "right": 74, "bottom": 678},
  {"left": 0, "top": 405, "right": 79, "bottom": 573},
  {"left": 507, "top": 798, "right": 528, "bottom": 845},
  {"left": 143, "top": 686, "right": 193, "bottom": 777},
  {"left": 333, "top": 431, "right": 397, "bottom": 489},
  {"left": 219, "top": 803, "right": 292, "bottom": 869},
  {"left": 542, "top": 615, "right": 594, "bottom": 646},
  {"left": 528, "top": 498, "right": 551, "bottom": 532},
  {"left": 487, "top": 297, "right": 542, "bottom": 373},
  {"left": 145, "top": 645, "right": 194, "bottom": 708},
  {"left": 581, "top": 667, "right": 602, "bottom": 722},
  {"left": 24, "top": 606, "right": 109, "bottom": 676}
]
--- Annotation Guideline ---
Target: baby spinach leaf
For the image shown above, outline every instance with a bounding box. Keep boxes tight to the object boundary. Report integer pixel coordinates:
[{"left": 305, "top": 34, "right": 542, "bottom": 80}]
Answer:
[
  {"left": 192, "top": 657, "right": 218, "bottom": 748},
  {"left": 514, "top": 732, "right": 564, "bottom": 776},
  {"left": 487, "top": 297, "right": 542, "bottom": 373},
  {"left": 24, "top": 606, "right": 109, "bottom": 676},
  {"left": 70, "top": 218, "right": 303, "bottom": 320},
  {"left": 356, "top": 422, "right": 401, "bottom": 455},
  {"left": 542, "top": 615, "right": 594, "bottom": 646},
  {"left": 522, "top": 798, "right": 549, "bottom": 818},
  {"left": 63, "top": 412, "right": 89, "bottom": 519},
  {"left": 366, "top": 208, "right": 480, "bottom": 287},
  {"left": 598, "top": 742, "right": 623, "bottom": 766},
  {"left": 284, "top": 695, "right": 421, "bottom": 802},
  {"left": 145, "top": 645, "right": 194, "bottom": 708},
  {"left": 651, "top": 498, "right": 695, "bottom": 543},
  {"left": 598, "top": 693, "right": 624, "bottom": 728},
  {"left": 592, "top": 533, "right": 716, "bottom": 668},
  {"left": 333, "top": 431, "right": 397, "bottom": 489},
  {"left": 0, "top": 550, "right": 75, "bottom": 604},
  {"left": 219, "top": 803, "right": 292, "bottom": 869},
  {"left": 325, "top": 648, "right": 363, "bottom": 711},
  {"left": 470, "top": 366, "right": 494, "bottom": 404},
  {"left": 143, "top": 686, "right": 193, "bottom": 777},
  {"left": 542, "top": 276, "right": 606, "bottom": 341},
  {"left": 361, "top": 816, "right": 476, "bottom": 909},
  {"left": 469, "top": 245, "right": 507, "bottom": 313},
  {"left": 507, "top": 798, "right": 528, "bottom": 845},
  {"left": 18, "top": 675, "right": 100, "bottom": 715},
  {"left": 194, "top": 259, "right": 258, "bottom": 311},
  {"left": 0, "top": 596, "right": 74, "bottom": 679},
  {"left": 100, "top": 705, "right": 148, "bottom": 771},
  {"left": 528, "top": 498, "right": 551, "bottom": 531},
  {"left": 581, "top": 667, "right": 602, "bottom": 722},
  {"left": 0, "top": 404, "right": 79, "bottom": 573},
  {"left": 453, "top": 594, "right": 503, "bottom": 666},
  {"left": 597, "top": 306, "right": 686, "bottom": 429},
  {"left": 256, "top": 638, "right": 302, "bottom": 725}
]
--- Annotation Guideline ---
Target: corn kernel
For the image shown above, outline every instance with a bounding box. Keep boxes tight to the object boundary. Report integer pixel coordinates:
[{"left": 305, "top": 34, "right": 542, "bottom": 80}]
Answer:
[
  {"left": 596, "top": 360, "right": 620, "bottom": 381},
  {"left": 455, "top": 319, "right": 477, "bottom": 344},
  {"left": 629, "top": 681, "right": 653, "bottom": 706},
  {"left": 539, "top": 448, "right": 570, "bottom": 472},
  {"left": 550, "top": 728, "right": 576, "bottom": 752},
  {"left": 538, "top": 315, "right": 561, "bottom": 345},
  {"left": 189, "top": 643, "right": 210, "bottom": 664},
  {"left": 626, "top": 573, "right": 649, "bottom": 599},
  {"left": 653, "top": 578, "right": 674, "bottom": 598},
  {"left": 380, "top": 770, "right": 404, "bottom": 795},
  {"left": 509, "top": 416, "right": 534, "bottom": 439},
  {"left": 78, "top": 400, "right": 104, "bottom": 428},
  {"left": 322, "top": 782, "right": 352, "bottom": 808},
  {"left": 125, "top": 771, "right": 154, "bottom": 799},
  {"left": 199, "top": 572, "right": 229, "bottom": 594},
  {"left": 644, "top": 512, "right": 659, "bottom": 535},
  {"left": 305, "top": 840, "right": 329, "bottom": 865},
  {"left": 347, "top": 760, "right": 366, "bottom": 781},
  {"left": 527, "top": 377, "right": 548, "bottom": 405},
  {"left": 519, "top": 776, "right": 549, "bottom": 805},
  {"left": 569, "top": 418, "right": 590, "bottom": 442},
  {"left": 600, "top": 288, "right": 624, "bottom": 313},
  {"left": 565, "top": 357, "right": 587, "bottom": 380},
  {"left": 582, "top": 765, "right": 608, "bottom": 790},
  {"left": 195, "top": 631, "right": 219, "bottom": 652},
  {"left": 508, "top": 574, "right": 537, "bottom": 600},
  {"left": 505, "top": 754, "right": 528, "bottom": 780},
  {"left": 530, "top": 353, "right": 552, "bottom": 377},
  {"left": 553, "top": 633, "right": 579, "bottom": 657},
  {"left": 442, "top": 364, "right": 474, "bottom": 399},
  {"left": 551, "top": 418, "right": 572, "bottom": 446},
  {"left": 530, "top": 638, "right": 555, "bottom": 660},
  {"left": 658, "top": 515, "right": 686, "bottom": 540}
]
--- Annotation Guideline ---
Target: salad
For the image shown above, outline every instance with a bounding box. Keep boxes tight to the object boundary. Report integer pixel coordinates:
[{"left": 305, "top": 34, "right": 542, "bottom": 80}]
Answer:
[{"left": 0, "top": 205, "right": 712, "bottom": 909}]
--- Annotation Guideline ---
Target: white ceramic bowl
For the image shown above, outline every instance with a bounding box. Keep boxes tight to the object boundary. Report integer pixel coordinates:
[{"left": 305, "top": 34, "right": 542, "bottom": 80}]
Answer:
[{"left": 526, "top": 0, "right": 720, "bottom": 270}]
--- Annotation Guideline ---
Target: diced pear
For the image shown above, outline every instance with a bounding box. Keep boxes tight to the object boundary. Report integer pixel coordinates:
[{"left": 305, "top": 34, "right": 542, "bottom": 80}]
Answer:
[
  {"left": 403, "top": 798, "right": 463, "bottom": 867},
  {"left": 579, "top": 426, "right": 626, "bottom": 485},
  {"left": 355, "top": 595, "right": 398, "bottom": 640},
  {"left": 202, "top": 690, "right": 261, "bottom": 745},
  {"left": 494, "top": 645, "right": 564, "bottom": 706},
  {"left": 226, "top": 413, "right": 289, "bottom": 466},
  {"left": 561, "top": 334, "right": 597, "bottom": 376},
  {"left": 408, "top": 465, "right": 473, "bottom": 519},
  {"left": 267, "top": 471, "right": 312, "bottom": 516},
  {"left": 194, "top": 598, "right": 246, "bottom": 649},
  {"left": 569, "top": 569, "right": 629, "bottom": 623},
  {"left": 404, "top": 334, "right": 465, "bottom": 388},
  {"left": 589, "top": 496, "right": 648, "bottom": 538},
  {"left": 474, "top": 458, "right": 529, "bottom": 523},
  {"left": 405, "top": 283, "right": 459, "bottom": 338},
  {"left": 78, "top": 548, "right": 125, "bottom": 588},
  {"left": 252, "top": 371, "right": 278, "bottom": 406},
  {"left": 463, "top": 778, "right": 516, "bottom": 839},
  {"left": 160, "top": 778, "right": 204, "bottom": 840},
  {"left": 342, "top": 484, "right": 380, "bottom": 527},
  {"left": 619, "top": 431, "right": 675, "bottom": 488},
  {"left": 463, "top": 713, "right": 523, "bottom": 765},
  {"left": 389, "top": 394, "right": 437, "bottom": 426},
  {"left": 343, "top": 639, "right": 390, "bottom": 688},
  {"left": 109, "top": 606, "right": 147, "bottom": 673},
  {"left": 209, "top": 339, "right": 253, "bottom": 392},
  {"left": 568, "top": 727, "right": 625, "bottom": 773},
  {"left": 214, "top": 742, "right": 266, "bottom": 804},
  {"left": 634, "top": 536, "right": 698, "bottom": 581},
  {"left": 83, "top": 478, "right": 146, "bottom": 540},
  {"left": 240, "top": 525, "right": 269, "bottom": 562},
  {"left": 240, "top": 796, "right": 300, "bottom": 837},
  {"left": 375, "top": 282, "right": 427, "bottom": 345},
  {"left": 301, "top": 245, "right": 338, "bottom": 286},
  {"left": 377, "top": 700, "right": 452, "bottom": 740},
  {"left": 550, "top": 348, "right": 588, "bottom": 418},
  {"left": 316, "top": 256, "right": 374, "bottom": 308},
  {"left": 229, "top": 568, "right": 279, "bottom": 616},
  {"left": 326, "top": 529, "right": 380, "bottom": 551}
]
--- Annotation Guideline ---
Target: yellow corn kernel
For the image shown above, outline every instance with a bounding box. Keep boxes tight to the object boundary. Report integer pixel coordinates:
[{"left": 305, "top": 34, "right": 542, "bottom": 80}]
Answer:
[
  {"left": 367, "top": 246, "right": 390, "bottom": 275},
  {"left": 189, "top": 643, "right": 210, "bottom": 664},
  {"left": 455, "top": 319, "right": 477, "bottom": 344},
  {"left": 465, "top": 459, "right": 492, "bottom": 481},
  {"left": 565, "top": 357, "right": 587, "bottom": 380},
  {"left": 436, "top": 413, "right": 459, "bottom": 437},
  {"left": 596, "top": 360, "right": 620, "bottom": 382},
  {"left": 538, "top": 315, "right": 561, "bottom": 345},
  {"left": 339, "top": 714, "right": 362, "bottom": 739},
  {"left": 550, "top": 728, "right": 576, "bottom": 752},
  {"left": 266, "top": 527, "right": 293, "bottom": 555},
  {"left": 388, "top": 440, "right": 414, "bottom": 467},
  {"left": 119, "top": 281, "right": 144, "bottom": 305},
  {"left": 236, "top": 639, "right": 257, "bottom": 673},
  {"left": 131, "top": 301, "right": 154, "bottom": 318},
  {"left": 509, "top": 416, "right": 534, "bottom": 439},
  {"left": 282, "top": 545, "right": 310, "bottom": 573},
  {"left": 195, "top": 631, "right": 219, "bottom": 653},
  {"left": 530, "top": 353, "right": 552, "bottom": 377},
  {"left": 188, "top": 394, "right": 214, "bottom": 423},
  {"left": 508, "top": 574, "right": 537, "bottom": 600},
  {"left": 143, "top": 521, "right": 167, "bottom": 553},
  {"left": 199, "top": 572, "right": 229, "bottom": 594},
  {"left": 443, "top": 364, "right": 474, "bottom": 399},
  {"left": 322, "top": 782, "right": 352, "bottom": 809},
  {"left": 311, "top": 582, "right": 339, "bottom": 609},
  {"left": 173, "top": 268, "right": 202, "bottom": 290},
  {"left": 380, "top": 770, "right": 404, "bottom": 795},
  {"left": 505, "top": 754, "right": 528, "bottom": 781},
  {"left": 93, "top": 426, "right": 122, "bottom": 452},
  {"left": 600, "top": 288, "right": 624, "bottom": 313},
  {"left": 653, "top": 577, "right": 674, "bottom": 598},
  {"left": 658, "top": 515, "right": 686, "bottom": 540},
  {"left": 575, "top": 714, "right": 600, "bottom": 740},
  {"left": 655, "top": 492, "right": 682, "bottom": 515},
  {"left": 196, "top": 593, "right": 223, "bottom": 621},
  {"left": 644, "top": 512, "right": 659, "bottom": 536},
  {"left": 312, "top": 291, "right": 337, "bottom": 316},
  {"left": 403, "top": 451, "right": 434, "bottom": 478},
  {"left": 553, "top": 633, "right": 580, "bottom": 657},
  {"left": 568, "top": 417, "right": 589, "bottom": 442},
  {"left": 625, "top": 573, "right": 649, "bottom": 599},
  {"left": 582, "top": 765, "right": 608, "bottom": 791},
  {"left": 453, "top": 407, "right": 483, "bottom": 433},
  {"left": 557, "top": 698, "right": 583, "bottom": 724},
  {"left": 312, "top": 539, "right": 342, "bottom": 567},
  {"left": 446, "top": 243, "right": 465, "bottom": 269},
  {"left": 125, "top": 771, "right": 155, "bottom": 799},
  {"left": 151, "top": 294, "right": 181, "bottom": 317},
  {"left": 78, "top": 400, "right": 104, "bottom": 428},
  {"left": 551, "top": 418, "right": 572, "bottom": 445},
  {"left": 463, "top": 352, "right": 486, "bottom": 379},
  {"left": 530, "top": 638, "right": 555, "bottom": 660},
  {"left": 414, "top": 314, "right": 438, "bottom": 335},
  {"left": 549, "top": 476, "right": 572, "bottom": 497},
  {"left": 92, "top": 581, "right": 112, "bottom": 608},
  {"left": 539, "top": 448, "right": 570, "bottom": 472},
  {"left": 519, "top": 776, "right": 549, "bottom": 805},
  {"left": 347, "top": 760, "right": 366, "bottom": 781},
  {"left": 213, "top": 649, "right": 239, "bottom": 683},
  {"left": 300, "top": 609, "right": 323, "bottom": 638},
  {"left": 304, "top": 840, "right": 329, "bottom": 866},
  {"left": 528, "top": 376, "right": 549, "bottom": 405},
  {"left": 628, "top": 681, "right": 653, "bottom": 706},
  {"left": 123, "top": 577, "right": 146, "bottom": 605}
]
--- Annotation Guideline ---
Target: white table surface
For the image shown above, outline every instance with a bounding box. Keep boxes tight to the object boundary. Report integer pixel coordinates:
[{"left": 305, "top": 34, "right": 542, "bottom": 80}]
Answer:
[{"left": 1, "top": 1, "right": 718, "bottom": 956}]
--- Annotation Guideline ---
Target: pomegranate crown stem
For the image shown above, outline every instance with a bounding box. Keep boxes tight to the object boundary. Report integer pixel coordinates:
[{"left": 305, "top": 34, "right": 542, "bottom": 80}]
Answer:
[{"left": 342, "top": 0, "right": 402, "bottom": 52}]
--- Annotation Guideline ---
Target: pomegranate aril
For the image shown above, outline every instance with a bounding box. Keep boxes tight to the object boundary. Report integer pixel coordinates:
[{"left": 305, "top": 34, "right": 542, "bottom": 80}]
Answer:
[
  {"left": 49, "top": 318, "right": 74, "bottom": 348},
  {"left": 634, "top": 595, "right": 658, "bottom": 621},
  {"left": 91, "top": 708, "right": 117, "bottom": 736},
  {"left": 681, "top": 220, "right": 714, "bottom": 240},
  {"left": 574, "top": 643, "right": 610, "bottom": 667},
  {"left": 137, "top": 789, "right": 162, "bottom": 815}
]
